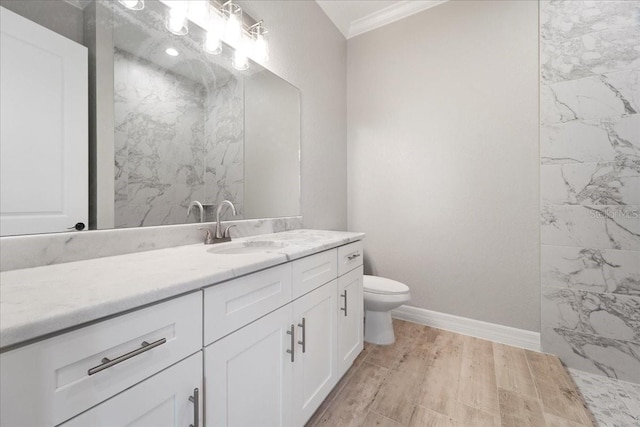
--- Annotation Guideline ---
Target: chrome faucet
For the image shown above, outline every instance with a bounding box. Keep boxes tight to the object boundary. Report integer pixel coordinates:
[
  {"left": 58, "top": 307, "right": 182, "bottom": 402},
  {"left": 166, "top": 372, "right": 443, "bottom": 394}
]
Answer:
[
  {"left": 214, "top": 200, "right": 237, "bottom": 241},
  {"left": 187, "top": 200, "right": 204, "bottom": 223}
]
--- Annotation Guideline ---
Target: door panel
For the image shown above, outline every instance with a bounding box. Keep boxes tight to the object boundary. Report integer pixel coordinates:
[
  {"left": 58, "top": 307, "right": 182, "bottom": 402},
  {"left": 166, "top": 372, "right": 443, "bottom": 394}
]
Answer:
[
  {"left": 0, "top": 7, "right": 88, "bottom": 236},
  {"left": 293, "top": 280, "right": 338, "bottom": 426},
  {"left": 338, "top": 266, "right": 364, "bottom": 377},
  {"left": 205, "top": 305, "right": 293, "bottom": 427}
]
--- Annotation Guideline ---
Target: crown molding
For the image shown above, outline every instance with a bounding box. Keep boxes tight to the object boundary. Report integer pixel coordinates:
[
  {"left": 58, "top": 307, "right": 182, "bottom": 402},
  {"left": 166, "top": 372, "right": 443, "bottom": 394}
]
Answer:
[{"left": 348, "top": 0, "right": 448, "bottom": 39}]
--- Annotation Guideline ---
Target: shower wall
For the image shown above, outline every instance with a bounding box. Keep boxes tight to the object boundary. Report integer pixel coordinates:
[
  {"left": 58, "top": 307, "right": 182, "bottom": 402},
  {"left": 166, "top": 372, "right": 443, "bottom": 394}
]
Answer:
[
  {"left": 539, "top": 0, "right": 640, "bottom": 383},
  {"left": 114, "top": 48, "right": 243, "bottom": 228}
]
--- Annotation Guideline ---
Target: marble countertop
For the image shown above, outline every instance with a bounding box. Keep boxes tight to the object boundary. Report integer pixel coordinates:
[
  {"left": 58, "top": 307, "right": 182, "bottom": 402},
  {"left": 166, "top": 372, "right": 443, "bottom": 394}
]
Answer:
[{"left": 0, "top": 229, "right": 364, "bottom": 350}]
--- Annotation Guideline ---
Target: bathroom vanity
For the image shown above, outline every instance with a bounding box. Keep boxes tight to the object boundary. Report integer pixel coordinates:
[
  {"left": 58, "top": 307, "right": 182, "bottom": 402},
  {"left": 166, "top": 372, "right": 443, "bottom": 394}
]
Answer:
[{"left": 0, "top": 230, "right": 364, "bottom": 427}]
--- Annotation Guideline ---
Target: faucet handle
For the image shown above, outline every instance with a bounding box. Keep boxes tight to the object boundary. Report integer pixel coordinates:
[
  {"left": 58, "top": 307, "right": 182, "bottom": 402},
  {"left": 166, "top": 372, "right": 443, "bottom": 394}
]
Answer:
[
  {"left": 198, "top": 227, "right": 214, "bottom": 245},
  {"left": 223, "top": 225, "right": 237, "bottom": 238}
]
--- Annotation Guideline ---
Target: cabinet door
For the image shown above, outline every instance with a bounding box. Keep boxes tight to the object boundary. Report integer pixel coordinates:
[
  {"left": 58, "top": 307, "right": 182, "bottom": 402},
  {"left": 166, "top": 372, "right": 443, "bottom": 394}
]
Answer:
[
  {"left": 205, "top": 305, "right": 294, "bottom": 427},
  {"left": 338, "top": 266, "right": 364, "bottom": 378},
  {"left": 293, "top": 280, "right": 338, "bottom": 426},
  {"left": 61, "top": 352, "right": 202, "bottom": 427}
]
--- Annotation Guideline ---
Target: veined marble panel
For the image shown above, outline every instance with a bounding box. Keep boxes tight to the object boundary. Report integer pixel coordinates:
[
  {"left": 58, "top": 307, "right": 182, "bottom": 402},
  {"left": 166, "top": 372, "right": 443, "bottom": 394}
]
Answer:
[
  {"left": 540, "top": 1, "right": 640, "bottom": 41},
  {"left": 540, "top": 0, "right": 640, "bottom": 84},
  {"left": 541, "top": 205, "right": 640, "bottom": 250},
  {"left": 541, "top": 245, "right": 640, "bottom": 295},
  {"left": 0, "top": 217, "right": 303, "bottom": 271},
  {"left": 204, "top": 75, "right": 244, "bottom": 220},
  {"left": 569, "top": 368, "right": 640, "bottom": 426},
  {"left": 541, "top": 159, "right": 640, "bottom": 205},
  {"left": 542, "top": 286, "right": 640, "bottom": 342},
  {"left": 542, "top": 326, "right": 640, "bottom": 383},
  {"left": 541, "top": 114, "right": 640, "bottom": 164},
  {"left": 114, "top": 49, "right": 207, "bottom": 228},
  {"left": 541, "top": 28, "right": 640, "bottom": 85},
  {"left": 541, "top": 68, "right": 640, "bottom": 125}
]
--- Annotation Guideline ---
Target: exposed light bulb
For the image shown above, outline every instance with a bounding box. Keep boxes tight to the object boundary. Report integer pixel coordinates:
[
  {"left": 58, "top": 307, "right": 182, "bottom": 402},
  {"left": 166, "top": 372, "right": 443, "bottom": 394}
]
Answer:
[
  {"left": 252, "top": 33, "right": 268, "bottom": 62},
  {"left": 225, "top": 13, "right": 242, "bottom": 45},
  {"left": 222, "top": 1, "right": 243, "bottom": 46},
  {"left": 118, "top": 0, "right": 144, "bottom": 10},
  {"left": 166, "top": 7, "right": 188, "bottom": 35},
  {"left": 165, "top": 47, "right": 179, "bottom": 56},
  {"left": 232, "top": 42, "right": 249, "bottom": 71},
  {"left": 204, "top": 31, "right": 222, "bottom": 54}
]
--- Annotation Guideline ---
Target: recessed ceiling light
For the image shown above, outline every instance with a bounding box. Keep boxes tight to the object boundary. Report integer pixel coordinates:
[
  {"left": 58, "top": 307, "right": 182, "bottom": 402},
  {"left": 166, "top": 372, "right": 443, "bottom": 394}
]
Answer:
[{"left": 165, "top": 48, "right": 179, "bottom": 57}]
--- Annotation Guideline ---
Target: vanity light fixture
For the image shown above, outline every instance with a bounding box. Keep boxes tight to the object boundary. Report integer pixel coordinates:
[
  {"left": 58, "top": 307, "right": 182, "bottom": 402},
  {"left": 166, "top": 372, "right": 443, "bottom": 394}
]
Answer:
[
  {"left": 118, "top": 0, "right": 144, "bottom": 10},
  {"left": 232, "top": 42, "right": 249, "bottom": 71},
  {"left": 165, "top": 2, "right": 189, "bottom": 36},
  {"left": 203, "top": 3, "right": 223, "bottom": 55},
  {"left": 129, "top": 0, "right": 270, "bottom": 70},
  {"left": 249, "top": 20, "right": 268, "bottom": 62},
  {"left": 165, "top": 47, "right": 179, "bottom": 56},
  {"left": 222, "top": 0, "right": 243, "bottom": 46}
]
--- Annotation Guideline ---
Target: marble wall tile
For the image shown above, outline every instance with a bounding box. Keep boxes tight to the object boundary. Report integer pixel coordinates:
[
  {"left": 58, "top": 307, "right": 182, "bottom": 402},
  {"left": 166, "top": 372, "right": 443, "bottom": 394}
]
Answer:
[
  {"left": 204, "top": 73, "right": 244, "bottom": 220},
  {"left": 542, "top": 286, "right": 640, "bottom": 342},
  {"left": 569, "top": 368, "right": 640, "bottom": 425},
  {"left": 541, "top": 245, "right": 640, "bottom": 295},
  {"left": 540, "top": 114, "right": 640, "bottom": 164},
  {"left": 542, "top": 28, "right": 640, "bottom": 84},
  {"left": 114, "top": 49, "right": 208, "bottom": 228},
  {"left": 540, "top": 69, "right": 639, "bottom": 125},
  {"left": 540, "top": 1, "right": 640, "bottom": 42},
  {"left": 540, "top": 0, "right": 640, "bottom": 84},
  {"left": 0, "top": 216, "right": 303, "bottom": 271},
  {"left": 542, "top": 326, "right": 640, "bottom": 383},
  {"left": 541, "top": 205, "right": 640, "bottom": 250},
  {"left": 541, "top": 0, "right": 640, "bottom": 385},
  {"left": 540, "top": 159, "right": 640, "bottom": 205}
]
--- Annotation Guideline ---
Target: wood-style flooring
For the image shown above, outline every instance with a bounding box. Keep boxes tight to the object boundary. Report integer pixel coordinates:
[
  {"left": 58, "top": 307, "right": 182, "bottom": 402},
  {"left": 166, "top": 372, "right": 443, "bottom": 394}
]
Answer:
[{"left": 307, "top": 320, "right": 596, "bottom": 427}]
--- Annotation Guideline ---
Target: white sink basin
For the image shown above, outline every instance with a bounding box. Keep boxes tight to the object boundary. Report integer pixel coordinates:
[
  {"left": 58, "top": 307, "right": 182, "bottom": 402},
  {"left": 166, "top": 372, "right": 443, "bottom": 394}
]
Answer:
[{"left": 207, "top": 241, "right": 288, "bottom": 255}]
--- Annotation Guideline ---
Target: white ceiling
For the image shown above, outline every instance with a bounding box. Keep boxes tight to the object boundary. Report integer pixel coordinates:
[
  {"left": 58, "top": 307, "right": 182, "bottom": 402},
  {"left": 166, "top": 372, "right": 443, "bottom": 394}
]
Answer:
[{"left": 316, "top": 0, "right": 448, "bottom": 39}]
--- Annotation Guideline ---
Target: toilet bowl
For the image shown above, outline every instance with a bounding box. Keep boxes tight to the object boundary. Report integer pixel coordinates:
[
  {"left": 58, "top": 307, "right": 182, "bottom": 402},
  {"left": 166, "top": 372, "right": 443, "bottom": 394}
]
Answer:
[{"left": 363, "top": 275, "right": 410, "bottom": 345}]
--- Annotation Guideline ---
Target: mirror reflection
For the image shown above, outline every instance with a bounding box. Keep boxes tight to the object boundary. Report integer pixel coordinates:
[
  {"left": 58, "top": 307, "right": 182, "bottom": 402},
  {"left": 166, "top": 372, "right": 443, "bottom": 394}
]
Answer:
[{"left": 0, "top": 0, "right": 301, "bottom": 236}]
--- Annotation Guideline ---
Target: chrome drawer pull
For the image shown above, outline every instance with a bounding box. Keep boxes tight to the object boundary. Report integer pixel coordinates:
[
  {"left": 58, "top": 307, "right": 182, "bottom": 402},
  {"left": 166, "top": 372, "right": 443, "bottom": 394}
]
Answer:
[
  {"left": 286, "top": 324, "right": 295, "bottom": 363},
  {"left": 189, "top": 388, "right": 200, "bottom": 427},
  {"left": 347, "top": 252, "right": 361, "bottom": 261},
  {"left": 297, "top": 318, "right": 306, "bottom": 353},
  {"left": 341, "top": 290, "right": 348, "bottom": 316},
  {"left": 87, "top": 337, "right": 167, "bottom": 376}
]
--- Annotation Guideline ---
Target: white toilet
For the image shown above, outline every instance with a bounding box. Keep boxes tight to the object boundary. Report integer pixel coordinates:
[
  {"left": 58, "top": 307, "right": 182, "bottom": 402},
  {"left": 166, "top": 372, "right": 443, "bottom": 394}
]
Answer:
[{"left": 363, "top": 275, "right": 411, "bottom": 345}]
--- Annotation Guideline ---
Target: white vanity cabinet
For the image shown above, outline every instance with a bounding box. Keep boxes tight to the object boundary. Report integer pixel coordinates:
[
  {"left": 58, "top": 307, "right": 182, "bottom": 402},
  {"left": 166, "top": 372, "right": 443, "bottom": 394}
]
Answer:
[
  {"left": 0, "top": 292, "right": 202, "bottom": 427},
  {"left": 0, "top": 237, "right": 364, "bottom": 427},
  {"left": 337, "top": 266, "right": 364, "bottom": 377},
  {"left": 205, "top": 280, "right": 338, "bottom": 427},
  {"left": 204, "top": 243, "right": 366, "bottom": 427},
  {"left": 61, "top": 352, "right": 202, "bottom": 427}
]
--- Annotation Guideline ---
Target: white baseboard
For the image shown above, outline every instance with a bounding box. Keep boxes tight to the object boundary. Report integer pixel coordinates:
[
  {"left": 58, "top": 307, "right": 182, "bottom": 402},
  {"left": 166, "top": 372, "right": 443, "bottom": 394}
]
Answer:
[{"left": 391, "top": 305, "right": 541, "bottom": 351}]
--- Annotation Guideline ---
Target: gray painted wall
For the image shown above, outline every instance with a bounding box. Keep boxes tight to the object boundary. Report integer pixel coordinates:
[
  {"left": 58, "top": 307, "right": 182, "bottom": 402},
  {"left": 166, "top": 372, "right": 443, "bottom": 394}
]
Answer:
[
  {"left": 0, "top": 0, "right": 83, "bottom": 44},
  {"left": 347, "top": 0, "right": 540, "bottom": 331},
  {"left": 239, "top": 0, "right": 348, "bottom": 231}
]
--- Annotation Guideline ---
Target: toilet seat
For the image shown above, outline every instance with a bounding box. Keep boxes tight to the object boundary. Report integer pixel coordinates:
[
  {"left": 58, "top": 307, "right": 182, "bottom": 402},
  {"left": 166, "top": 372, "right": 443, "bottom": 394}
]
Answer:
[{"left": 363, "top": 275, "right": 410, "bottom": 295}]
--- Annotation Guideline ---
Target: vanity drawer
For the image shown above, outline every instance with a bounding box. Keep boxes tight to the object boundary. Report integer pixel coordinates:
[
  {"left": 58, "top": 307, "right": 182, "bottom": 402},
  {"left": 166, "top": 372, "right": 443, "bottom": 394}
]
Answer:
[
  {"left": 337, "top": 241, "right": 364, "bottom": 276},
  {"left": 0, "top": 292, "right": 202, "bottom": 427},
  {"left": 204, "top": 263, "right": 292, "bottom": 345},
  {"left": 292, "top": 248, "right": 338, "bottom": 298}
]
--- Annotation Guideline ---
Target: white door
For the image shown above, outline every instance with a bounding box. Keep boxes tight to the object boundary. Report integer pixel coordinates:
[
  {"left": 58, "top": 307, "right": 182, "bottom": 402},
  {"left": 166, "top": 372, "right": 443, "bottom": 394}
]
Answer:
[
  {"left": 338, "top": 266, "right": 364, "bottom": 377},
  {"left": 0, "top": 7, "right": 88, "bottom": 236},
  {"left": 61, "top": 352, "right": 202, "bottom": 427},
  {"left": 205, "top": 305, "right": 294, "bottom": 427},
  {"left": 293, "top": 280, "right": 338, "bottom": 426}
]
